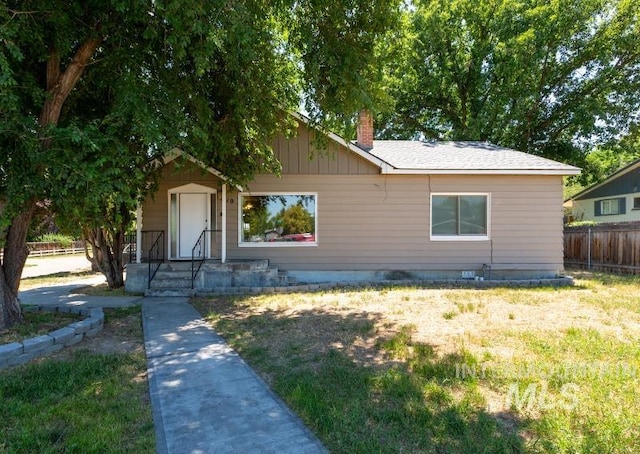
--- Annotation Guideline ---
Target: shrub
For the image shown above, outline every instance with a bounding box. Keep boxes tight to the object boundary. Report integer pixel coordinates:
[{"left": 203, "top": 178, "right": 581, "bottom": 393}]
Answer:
[
  {"left": 33, "top": 233, "right": 76, "bottom": 248},
  {"left": 565, "top": 220, "right": 597, "bottom": 227}
]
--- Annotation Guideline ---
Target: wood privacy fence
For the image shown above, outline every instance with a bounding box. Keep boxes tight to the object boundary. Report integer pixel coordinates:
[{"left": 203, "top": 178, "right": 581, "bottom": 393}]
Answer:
[{"left": 564, "top": 222, "right": 640, "bottom": 274}]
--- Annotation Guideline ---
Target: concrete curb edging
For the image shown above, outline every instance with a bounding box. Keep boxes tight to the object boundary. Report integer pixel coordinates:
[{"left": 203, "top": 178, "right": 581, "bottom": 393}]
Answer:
[{"left": 0, "top": 306, "right": 105, "bottom": 371}]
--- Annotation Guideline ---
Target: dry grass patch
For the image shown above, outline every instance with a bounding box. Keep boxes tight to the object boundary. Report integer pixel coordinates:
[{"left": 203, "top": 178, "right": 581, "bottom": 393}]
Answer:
[
  {"left": 194, "top": 274, "right": 640, "bottom": 452},
  {"left": 19, "top": 271, "right": 102, "bottom": 290}
]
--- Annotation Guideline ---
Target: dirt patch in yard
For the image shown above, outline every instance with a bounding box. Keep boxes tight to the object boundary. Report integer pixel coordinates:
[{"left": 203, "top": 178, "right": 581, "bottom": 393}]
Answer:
[{"left": 35, "top": 307, "right": 145, "bottom": 362}]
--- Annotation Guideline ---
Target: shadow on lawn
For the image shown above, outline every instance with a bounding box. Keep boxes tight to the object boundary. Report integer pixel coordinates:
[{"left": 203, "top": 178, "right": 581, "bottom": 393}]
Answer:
[{"left": 195, "top": 298, "right": 526, "bottom": 453}]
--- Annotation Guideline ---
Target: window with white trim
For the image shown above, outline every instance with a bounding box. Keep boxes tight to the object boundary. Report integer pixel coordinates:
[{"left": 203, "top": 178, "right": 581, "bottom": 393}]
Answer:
[
  {"left": 595, "top": 197, "right": 625, "bottom": 216},
  {"left": 431, "top": 194, "right": 489, "bottom": 240},
  {"left": 239, "top": 193, "right": 317, "bottom": 246},
  {"left": 601, "top": 199, "right": 619, "bottom": 215}
]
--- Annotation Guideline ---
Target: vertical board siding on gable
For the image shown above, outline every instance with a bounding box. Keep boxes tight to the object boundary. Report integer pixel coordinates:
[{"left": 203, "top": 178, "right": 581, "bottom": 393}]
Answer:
[
  {"left": 270, "top": 124, "right": 378, "bottom": 175},
  {"left": 141, "top": 161, "right": 221, "bottom": 232},
  {"left": 227, "top": 174, "right": 565, "bottom": 272}
]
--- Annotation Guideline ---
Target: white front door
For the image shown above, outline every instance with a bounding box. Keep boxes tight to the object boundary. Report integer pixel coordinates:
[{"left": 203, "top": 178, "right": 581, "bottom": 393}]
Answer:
[{"left": 179, "top": 193, "right": 208, "bottom": 258}]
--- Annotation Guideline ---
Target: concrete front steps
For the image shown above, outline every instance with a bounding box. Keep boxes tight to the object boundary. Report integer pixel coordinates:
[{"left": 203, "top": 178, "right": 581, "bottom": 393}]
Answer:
[{"left": 144, "top": 260, "right": 283, "bottom": 297}]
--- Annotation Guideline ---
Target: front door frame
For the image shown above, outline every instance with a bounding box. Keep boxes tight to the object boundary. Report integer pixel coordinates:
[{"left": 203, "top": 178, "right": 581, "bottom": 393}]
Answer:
[{"left": 168, "top": 183, "right": 216, "bottom": 260}]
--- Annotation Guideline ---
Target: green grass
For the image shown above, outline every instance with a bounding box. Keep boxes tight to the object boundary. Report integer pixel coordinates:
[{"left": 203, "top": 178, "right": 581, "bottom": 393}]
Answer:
[
  {"left": 484, "top": 327, "right": 640, "bottom": 452},
  {"left": 194, "top": 297, "right": 522, "bottom": 452},
  {"left": 193, "top": 273, "right": 640, "bottom": 453},
  {"left": 442, "top": 310, "right": 457, "bottom": 320},
  {"left": 0, "top": 310, "right": 81, "bottom": 344},
  {"left": 0, "top": 352, "right": 154, "bottom": 453},
  {"left": 1, "top": 305, "right": 154, "bottom": 453}
]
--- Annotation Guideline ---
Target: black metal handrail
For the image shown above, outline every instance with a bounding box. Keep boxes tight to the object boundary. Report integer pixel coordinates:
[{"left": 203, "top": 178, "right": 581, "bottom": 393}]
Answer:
[
  {"left": 124, "top": 233, "right": 137, "bottom": 264},
  {"left": 191, "top": 229, "right": 222, "bottom": 289},
  {"left": 147, "top": 231, "right": 165, "bottom": 289}
]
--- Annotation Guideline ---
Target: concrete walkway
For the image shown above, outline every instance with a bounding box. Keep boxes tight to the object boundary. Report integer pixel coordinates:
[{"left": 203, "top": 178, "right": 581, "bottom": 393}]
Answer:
[
  {"left": 19, "top": 271, "right": 326, "bottom": 453},
  {"left": 142, "top": 298, "right": 327, "bottom": 454},
  {"left": 19, "top": 278, "right": 142, "bottom": 308}
]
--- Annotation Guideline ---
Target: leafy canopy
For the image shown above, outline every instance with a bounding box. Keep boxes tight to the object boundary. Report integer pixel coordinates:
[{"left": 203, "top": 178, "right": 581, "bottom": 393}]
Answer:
[
  {"left": 379, "top": 0, "right": 640, "bottom": 165},
  {"left": 0, "top": 0, "right": 401, "bottom": 229}
]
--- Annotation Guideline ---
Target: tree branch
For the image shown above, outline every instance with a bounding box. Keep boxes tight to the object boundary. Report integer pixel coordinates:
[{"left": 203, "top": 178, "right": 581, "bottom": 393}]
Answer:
[{"left": 40, "top": 36, "right": 103, "bottom": 127}]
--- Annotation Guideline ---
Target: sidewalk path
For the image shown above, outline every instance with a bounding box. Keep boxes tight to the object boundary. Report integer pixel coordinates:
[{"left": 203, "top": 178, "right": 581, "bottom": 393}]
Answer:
[
  {"left": 142, "top": 298, "right": 327, "bottom": 454},
  {"left": 17, "top": 259, "right": 324, "bottom": 453},
  {"left": 19, "top": 277, "right": 142, "bottom": 308},
  {"left": 22, "top": 254, "right": 92, "bottom": 279}
]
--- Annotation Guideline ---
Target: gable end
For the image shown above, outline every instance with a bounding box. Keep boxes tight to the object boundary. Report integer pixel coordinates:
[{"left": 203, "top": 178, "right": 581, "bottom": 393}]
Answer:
[{"left": 575, "top": 166, "right": 640, "bottom": 201}]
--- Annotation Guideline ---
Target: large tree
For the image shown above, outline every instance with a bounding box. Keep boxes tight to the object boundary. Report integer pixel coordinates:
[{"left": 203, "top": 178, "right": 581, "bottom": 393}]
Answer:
[
  {"left": 0, "top": 0, "right": 400, "bottom": 328},
  {"left": 379, "top": 0, "right": 640, "bottom": 164}
]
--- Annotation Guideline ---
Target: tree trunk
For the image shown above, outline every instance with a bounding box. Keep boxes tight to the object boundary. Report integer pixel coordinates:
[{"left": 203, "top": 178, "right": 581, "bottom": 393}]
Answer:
[
  {"left": 0, "top": 269, "right": 23, "bottom": 329},
  {"left": 0, "top": 202, "right": 36, "bottom": 328},
  {"left": 0, "top": 37, "right": 102, "bottom": 329},
  {"left": 84, "top": 227, "right": 125, "bottom": 289}
]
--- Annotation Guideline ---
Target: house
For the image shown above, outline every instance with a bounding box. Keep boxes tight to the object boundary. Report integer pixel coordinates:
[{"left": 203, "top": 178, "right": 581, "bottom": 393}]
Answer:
[
  {"left": 125, "top": 112, "right": 580, "bottom": 294},
  {"left": 566, "top": 158, "right": 640, "bottom": 224}
]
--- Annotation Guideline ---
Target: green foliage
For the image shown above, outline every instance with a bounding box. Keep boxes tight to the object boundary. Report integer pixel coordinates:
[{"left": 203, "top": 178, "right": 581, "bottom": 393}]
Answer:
[
  {"left": 33, "top": 233, "right": 75, "bottom": 248},
  {"left": 379, "top": 0, "right": 640, "bottom": 166},
  {"left": 0, "top": 0, "right": 402, "bottom": 294},
  {"left": 0, "top": 1, "right": 403, "bottom": 215},
  {"left": 565, "top": 220, "right": 597, "bottom": 227},
  {"left": 273, "top": 204, "right": 315, "bottom": 236},
  {"left": 575, "top": 129, "right": 640, "bottom": 185}
]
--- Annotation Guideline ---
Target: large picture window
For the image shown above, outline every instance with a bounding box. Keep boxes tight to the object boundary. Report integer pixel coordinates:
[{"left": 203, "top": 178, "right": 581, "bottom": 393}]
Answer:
[
  {"left": 239, "top": 193, "right": 317, "bottom": 246},
  {"left": 431, "top": 194, "right": 489, "bottom": 240}
]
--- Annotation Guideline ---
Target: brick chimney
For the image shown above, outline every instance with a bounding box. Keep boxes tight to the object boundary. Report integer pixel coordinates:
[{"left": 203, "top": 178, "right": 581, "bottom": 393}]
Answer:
[{"left": 356, "top": 110, "right": 374, "bottom": 150}]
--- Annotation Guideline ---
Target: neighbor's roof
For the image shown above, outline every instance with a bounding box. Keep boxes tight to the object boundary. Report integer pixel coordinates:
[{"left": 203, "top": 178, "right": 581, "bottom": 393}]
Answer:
[
  {"left": 365, "top": 141, "right": 580, "bottom": 175},
  {"left": 566, "top": 157, "right": 640, "bottom": 201}
]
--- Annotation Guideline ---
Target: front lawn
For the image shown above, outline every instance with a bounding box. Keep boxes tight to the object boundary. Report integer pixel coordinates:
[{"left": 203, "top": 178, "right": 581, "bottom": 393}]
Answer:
[
  {"left": 0, "top": 307, "right": 154, "bottom": 453},
  {"left": 193, "top": 272, "right": 640, "bottom": 453}
]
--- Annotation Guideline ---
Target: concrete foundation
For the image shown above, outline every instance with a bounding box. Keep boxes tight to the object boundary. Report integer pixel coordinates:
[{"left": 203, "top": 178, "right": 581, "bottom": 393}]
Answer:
[
  {"left": 126, "top": 260, "right": 567, "bottom": 295},
  {"left": 286, "top": 268, "right": 564, "bottom": 284}
]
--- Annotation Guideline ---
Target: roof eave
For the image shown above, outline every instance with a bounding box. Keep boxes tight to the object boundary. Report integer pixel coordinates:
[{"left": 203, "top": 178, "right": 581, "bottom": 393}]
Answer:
[
  {"left": 381, "top": 168, "right": 581, "bottom": 176},
  {"left": 569, "top": 159, "right": 640, "bottom": 201}
]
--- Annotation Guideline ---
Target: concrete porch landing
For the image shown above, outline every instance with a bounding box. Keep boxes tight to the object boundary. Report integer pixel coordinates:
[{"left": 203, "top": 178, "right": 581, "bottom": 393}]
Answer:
[{"left": 125, "top": 260, "right": 283, "bottom": 297}]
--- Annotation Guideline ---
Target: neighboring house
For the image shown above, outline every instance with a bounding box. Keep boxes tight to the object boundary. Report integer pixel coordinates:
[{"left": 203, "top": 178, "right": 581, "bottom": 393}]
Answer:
[
  {"left": 126, "top": 112, "right": 579, "bottom": 293},
  {"left": 567, "top": 158, "right": 640, "bottom": 224}
]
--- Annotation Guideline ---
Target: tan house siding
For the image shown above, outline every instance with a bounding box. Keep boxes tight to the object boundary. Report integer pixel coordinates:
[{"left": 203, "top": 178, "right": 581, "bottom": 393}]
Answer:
[
  {"left": 227, "top": 174, "right": 565, "bottom": 273},
  {"left": 139, "top": 124, "right": 565, "bottom": 277}
]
